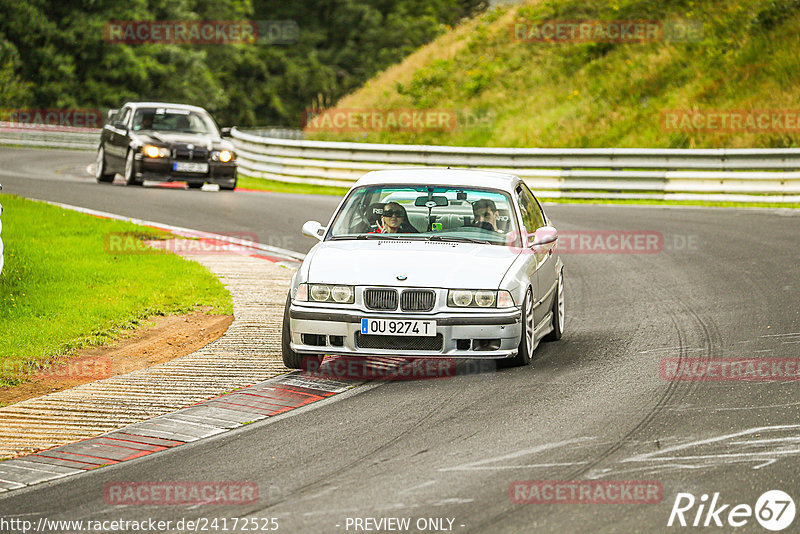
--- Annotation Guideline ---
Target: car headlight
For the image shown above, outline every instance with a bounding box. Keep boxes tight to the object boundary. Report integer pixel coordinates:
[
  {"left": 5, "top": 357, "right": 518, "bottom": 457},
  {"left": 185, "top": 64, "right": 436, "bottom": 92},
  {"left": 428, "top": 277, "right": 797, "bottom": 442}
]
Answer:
[
  {"left": 331, "top": 285, "right": 354, "bottom": 303},
  {"left": 450, "top": 290, "right": 473, "bottom": 307},
  {"left": 307, "top": 284, "right": 354, "bottom": 304},
  {"left": 448, "top": 289, "right": 514, "bottom": 308},
  {"left": 142, "top": 145, "right": 170, "bottom": 158},
  {"left": 474, "top": 290, "right": 496, "bottom": 307},
  {"left": 213, "top": 150, "right": 234, "bottom": 162}
]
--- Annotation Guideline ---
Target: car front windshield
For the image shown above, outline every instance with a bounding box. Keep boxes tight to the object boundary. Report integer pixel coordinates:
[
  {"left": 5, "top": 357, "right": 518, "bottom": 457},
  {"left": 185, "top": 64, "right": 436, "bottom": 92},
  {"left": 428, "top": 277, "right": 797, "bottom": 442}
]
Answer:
[
  {"left": 328, "top": 184, "right": 519, "bottom": 246},
  {"left": 132, "top": 107, "right": 219, "bottom": 135}
]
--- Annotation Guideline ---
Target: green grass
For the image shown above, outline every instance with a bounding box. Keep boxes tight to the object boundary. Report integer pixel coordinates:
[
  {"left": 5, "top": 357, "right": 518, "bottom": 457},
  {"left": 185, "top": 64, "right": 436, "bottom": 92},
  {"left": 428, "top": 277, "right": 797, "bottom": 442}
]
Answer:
[
  {"left": 0, "top": 195, "right": 233, "bottom": 387},
  {"left": 308, "top": 0, "right": 800, "bottom": 149},
  {"left": 237, "top": 174, "right": 350, "bottom": 196}
]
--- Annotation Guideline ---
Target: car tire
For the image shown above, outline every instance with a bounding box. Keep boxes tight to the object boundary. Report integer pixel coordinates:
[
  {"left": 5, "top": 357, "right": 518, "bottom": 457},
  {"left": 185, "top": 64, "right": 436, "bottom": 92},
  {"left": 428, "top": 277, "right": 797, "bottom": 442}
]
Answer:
[
  {"left": 502, "top": 287, "right": 534, "bottom": 368},
  {"left": 124, "top": 149, "right": 142, "bottom": 186},
  {"left": 544, "top": 268, "right": 564, "bottom": 342},
  {"left": 281, "top": 292, "right": 323, "bottom": 370},
  {"left": 95, "top": 147, "right": 115, "bottom": 183},
  {"left": 187, "top": 182, "right": 204, "bottom": 189},
  {"left": 219, "top": 178, "right": 237, "bottom": 191}
]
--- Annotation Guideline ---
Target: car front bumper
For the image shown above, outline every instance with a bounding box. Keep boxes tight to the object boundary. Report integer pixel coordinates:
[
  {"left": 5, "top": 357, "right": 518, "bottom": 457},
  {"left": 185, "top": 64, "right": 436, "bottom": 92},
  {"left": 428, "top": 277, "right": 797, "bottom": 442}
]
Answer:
[
  {"left": 289, "top": 304, "right": 522, "bottom": 359},
  {"left": 136, "top": 156, "right": 237, "bottom": 184}
]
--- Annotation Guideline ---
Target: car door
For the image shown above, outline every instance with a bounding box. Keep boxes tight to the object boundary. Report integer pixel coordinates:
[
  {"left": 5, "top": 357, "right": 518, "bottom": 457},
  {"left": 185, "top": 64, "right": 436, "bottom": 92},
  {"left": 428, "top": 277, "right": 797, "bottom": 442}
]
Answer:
[
  {"left": 514, "top": 185, "right": 541, "bottom": 324},
  {"left": 517, "top": 184, "right": 555, "bottom": 327},
  {"left": 522, "top": 184, "right": 558, "bottom": 324},
  {"left": 106, "top": 106, "right": 132, "bottom": 169}
]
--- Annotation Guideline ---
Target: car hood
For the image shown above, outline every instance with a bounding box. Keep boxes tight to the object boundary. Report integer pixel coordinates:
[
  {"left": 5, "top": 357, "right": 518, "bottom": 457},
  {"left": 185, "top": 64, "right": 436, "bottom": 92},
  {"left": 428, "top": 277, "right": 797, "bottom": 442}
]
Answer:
[{"left": 306, "top": 239, "right": 518, "bottom": 288}]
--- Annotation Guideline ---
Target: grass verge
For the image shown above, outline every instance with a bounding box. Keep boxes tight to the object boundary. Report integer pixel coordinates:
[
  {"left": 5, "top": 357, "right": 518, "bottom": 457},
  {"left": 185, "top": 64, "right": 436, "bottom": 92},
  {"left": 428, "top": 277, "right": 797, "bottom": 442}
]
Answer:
[
  {"left": 237, "top": 174, "right": 350, "bottom": 196},
  {"left": 0, "top": 195, "right": 233, "bottom": 388}
]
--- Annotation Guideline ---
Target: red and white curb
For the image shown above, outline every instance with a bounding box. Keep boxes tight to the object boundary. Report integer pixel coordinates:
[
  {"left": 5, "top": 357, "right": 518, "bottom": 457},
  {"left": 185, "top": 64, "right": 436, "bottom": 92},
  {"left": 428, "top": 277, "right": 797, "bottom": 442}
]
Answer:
[{"left": 0, "top": 373, "right": 354, "bottom": 492}]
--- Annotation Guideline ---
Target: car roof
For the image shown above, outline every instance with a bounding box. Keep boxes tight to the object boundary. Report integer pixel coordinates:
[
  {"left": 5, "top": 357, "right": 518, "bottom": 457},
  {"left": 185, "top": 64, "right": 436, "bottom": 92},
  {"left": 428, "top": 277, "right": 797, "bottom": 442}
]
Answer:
[
  {"left": 123, "top": 102, "right": 208, "bottom": 113},
  {"left": 352, "top": 168, "right": 521, "bottom": 191}
]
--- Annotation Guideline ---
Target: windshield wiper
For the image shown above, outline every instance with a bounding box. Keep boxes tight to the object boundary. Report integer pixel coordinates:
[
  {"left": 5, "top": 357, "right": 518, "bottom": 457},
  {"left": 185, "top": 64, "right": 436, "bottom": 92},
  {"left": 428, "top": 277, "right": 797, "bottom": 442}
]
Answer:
[
  {"left": 427, "top": 235, "right": 491, "bottom": 245},
  {"left": 353, "top": 234, "right": 395, "bottom": 239}
]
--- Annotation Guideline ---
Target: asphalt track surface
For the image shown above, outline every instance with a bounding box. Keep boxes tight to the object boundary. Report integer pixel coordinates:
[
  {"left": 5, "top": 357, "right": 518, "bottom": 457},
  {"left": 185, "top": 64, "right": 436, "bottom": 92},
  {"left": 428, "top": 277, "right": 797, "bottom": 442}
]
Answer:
[{"left": 1, "top": 146, "right": 800, "bottom": 533}]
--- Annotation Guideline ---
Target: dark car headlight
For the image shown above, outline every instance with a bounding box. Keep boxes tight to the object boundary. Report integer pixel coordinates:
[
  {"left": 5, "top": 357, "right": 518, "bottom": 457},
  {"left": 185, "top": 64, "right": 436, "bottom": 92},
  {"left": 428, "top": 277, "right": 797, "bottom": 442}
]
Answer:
[
  {"left": 212, "top": 150, "right": 235, "bottom": 162},
  {"left": 142, "top": 145, "right": 170, "bottom": 158}
]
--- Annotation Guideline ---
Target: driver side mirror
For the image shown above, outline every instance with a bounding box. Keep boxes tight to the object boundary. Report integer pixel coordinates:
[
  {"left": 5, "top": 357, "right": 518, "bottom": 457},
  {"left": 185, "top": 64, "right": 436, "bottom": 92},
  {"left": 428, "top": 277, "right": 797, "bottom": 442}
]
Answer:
[
  {"left": 530, "top": 226, "right": 558, "bottom": 253},
  {"left": 302, "top": 220, "right": 326, "bottom": 241}
]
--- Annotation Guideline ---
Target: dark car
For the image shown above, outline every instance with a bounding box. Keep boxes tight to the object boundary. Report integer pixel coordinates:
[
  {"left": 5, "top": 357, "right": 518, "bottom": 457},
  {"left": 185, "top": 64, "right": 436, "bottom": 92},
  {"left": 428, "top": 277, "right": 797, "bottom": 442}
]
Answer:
[{"left": 95, "top": 102, "right": 237, "bottom": 190}]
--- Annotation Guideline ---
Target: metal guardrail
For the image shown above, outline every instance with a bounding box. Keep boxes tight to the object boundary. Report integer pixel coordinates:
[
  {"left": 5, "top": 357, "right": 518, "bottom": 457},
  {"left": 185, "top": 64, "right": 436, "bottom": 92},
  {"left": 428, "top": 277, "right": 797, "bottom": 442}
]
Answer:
[
  {"left": 231, "top": 128, "right": 800, "bottom": 202},
  {"left": 0, "top": 122, "right": 100, "bottom": 150},
  {"left": 2, "top": 121, "right": 798, "bottom": 201}
]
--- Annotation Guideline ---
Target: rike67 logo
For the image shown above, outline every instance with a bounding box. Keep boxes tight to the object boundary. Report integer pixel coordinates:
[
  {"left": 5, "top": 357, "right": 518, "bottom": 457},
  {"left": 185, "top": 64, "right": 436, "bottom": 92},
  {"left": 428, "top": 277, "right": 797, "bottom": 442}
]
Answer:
[{"left": 668, "top": 490, "right": 795, "bottom": 531}]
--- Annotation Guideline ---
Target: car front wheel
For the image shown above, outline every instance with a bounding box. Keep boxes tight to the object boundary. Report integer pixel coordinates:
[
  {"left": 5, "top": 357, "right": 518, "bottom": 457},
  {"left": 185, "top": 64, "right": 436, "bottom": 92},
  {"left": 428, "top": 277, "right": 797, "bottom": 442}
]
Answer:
[
  {"left": 502, "top": 287, "right": 534, "bottom": 368},
  {"left": 219, "top": 177, "right": 237, "bottom": 191},
  {"left": 124, "top": 149, "right": 142, "bottom": 186},
  {"left": 95, "top": 147, "right": 115, "bottom": 183},
  {"left": 281, "top": 292, "right": 323, "bottom": 370}
]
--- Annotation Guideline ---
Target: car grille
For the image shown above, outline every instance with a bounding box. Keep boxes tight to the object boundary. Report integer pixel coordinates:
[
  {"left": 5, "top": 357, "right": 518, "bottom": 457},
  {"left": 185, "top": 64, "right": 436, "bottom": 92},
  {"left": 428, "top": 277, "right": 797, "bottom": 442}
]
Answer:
[
  {"left": 400, "top": 290, "right": 435, "bottom": 312},
  {"left": 174, "top": 145, "right": 209, "bottom": 161},
  {"left": 356, "top": 333, "right": 443, "bottom": 351},
  {"left": 364, "top": 288, "right": 397, "bottom": 311}
]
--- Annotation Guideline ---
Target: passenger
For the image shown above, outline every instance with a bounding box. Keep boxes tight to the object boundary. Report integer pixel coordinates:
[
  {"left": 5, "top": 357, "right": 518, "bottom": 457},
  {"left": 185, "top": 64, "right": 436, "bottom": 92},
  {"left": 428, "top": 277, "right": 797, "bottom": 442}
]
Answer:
[
  {"left": 380, "top": 202, "right": 418, "bottom": 233},
  {"left": 471, "top": 198, "right": 500, "bottom": 231},
  {"left": 133, "top": 113, "right": 153, "bottom": 131}
]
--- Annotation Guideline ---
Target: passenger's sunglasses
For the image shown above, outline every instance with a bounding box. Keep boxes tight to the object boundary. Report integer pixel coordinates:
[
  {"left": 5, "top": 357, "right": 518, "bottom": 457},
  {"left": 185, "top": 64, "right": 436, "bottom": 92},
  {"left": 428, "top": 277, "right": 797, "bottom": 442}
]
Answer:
[{"left": 382, "top": 210, "right": 405, "bottom": 218}]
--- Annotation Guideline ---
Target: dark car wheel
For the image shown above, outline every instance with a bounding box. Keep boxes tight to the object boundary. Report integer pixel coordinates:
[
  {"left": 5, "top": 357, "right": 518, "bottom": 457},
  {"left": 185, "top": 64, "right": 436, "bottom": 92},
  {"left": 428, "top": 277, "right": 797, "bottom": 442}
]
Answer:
[
  {"left": 219, "top": 177, "right": 237, "bottom": 191},
  {"left": 124, "top": 149, "right": 142, "bottom": 186},
  {"left": 187, "top": 182, "right": 204, "bottom": 189},
  {"left": 501, "top": 287, "right": 534, "bottom": 368},
  {"left": 544, "top": 268, "right": 564, "bottom": 342},
  {"left": 95, "top": 147, "right": 115, "bottom": 183},
  {"left": 281, "top": 292, "right": 323, "bottom": 370}
]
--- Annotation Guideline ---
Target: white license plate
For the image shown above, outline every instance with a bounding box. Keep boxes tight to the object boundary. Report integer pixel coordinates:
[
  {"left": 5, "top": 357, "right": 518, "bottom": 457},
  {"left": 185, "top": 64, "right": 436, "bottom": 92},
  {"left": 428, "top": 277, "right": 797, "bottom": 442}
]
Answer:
[
  {"left": 173, "top": 161, "right": 208, "bottom": 173},
  {"left": 361, "top": 318, "right": 436, "bottom": 337}
]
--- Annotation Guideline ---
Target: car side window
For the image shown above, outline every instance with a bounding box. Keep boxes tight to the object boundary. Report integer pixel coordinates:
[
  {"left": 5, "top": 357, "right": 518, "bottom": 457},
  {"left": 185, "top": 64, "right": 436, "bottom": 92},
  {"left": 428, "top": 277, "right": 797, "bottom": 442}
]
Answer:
[
  {"left": 118, "top": 108, "right": 131, "bottom": 127},
  {"left": 521, "top": 183, "right": 546, "bottom": 229},
  {"left": 516, "top": 186, "right": 542, "bottom": 234}
]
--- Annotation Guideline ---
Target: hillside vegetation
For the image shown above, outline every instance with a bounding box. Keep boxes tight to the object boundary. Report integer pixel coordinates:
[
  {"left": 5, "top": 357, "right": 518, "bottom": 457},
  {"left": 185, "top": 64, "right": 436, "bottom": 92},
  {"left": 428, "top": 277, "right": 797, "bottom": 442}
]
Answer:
[
  {"left": 0, "top": 0, "right": 485, "bottom": 127},
  {"left": 308, "top": 0, "right": 800, "bottom": 148}
]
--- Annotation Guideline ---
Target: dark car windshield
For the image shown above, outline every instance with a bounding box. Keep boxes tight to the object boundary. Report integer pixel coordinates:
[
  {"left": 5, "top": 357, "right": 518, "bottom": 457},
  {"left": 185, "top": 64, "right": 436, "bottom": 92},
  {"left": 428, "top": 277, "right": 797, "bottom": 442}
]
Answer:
[
  {"left": 132, "top": 107, "right": 219, "bottom": 135},
  {"left": 328, "top": 184, "right": 519, "bottom": 246}
]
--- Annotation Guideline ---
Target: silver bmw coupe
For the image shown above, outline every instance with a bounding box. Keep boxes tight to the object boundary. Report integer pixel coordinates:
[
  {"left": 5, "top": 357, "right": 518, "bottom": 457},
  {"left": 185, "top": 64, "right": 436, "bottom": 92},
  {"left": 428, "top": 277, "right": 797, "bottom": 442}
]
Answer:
[{"left": 282, "top": 168, "right": 564, "bottom": 369}]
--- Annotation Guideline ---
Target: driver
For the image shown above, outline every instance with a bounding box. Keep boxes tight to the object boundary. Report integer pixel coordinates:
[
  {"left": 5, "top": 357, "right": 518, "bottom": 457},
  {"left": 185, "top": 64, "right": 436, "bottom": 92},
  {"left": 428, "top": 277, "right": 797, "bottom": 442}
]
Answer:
[
  {"left": 471, "top": 198, "right": 500, "bottom": 232},
  {"left": 379, "top": 202, "right": 418, "bottom": 233}
]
